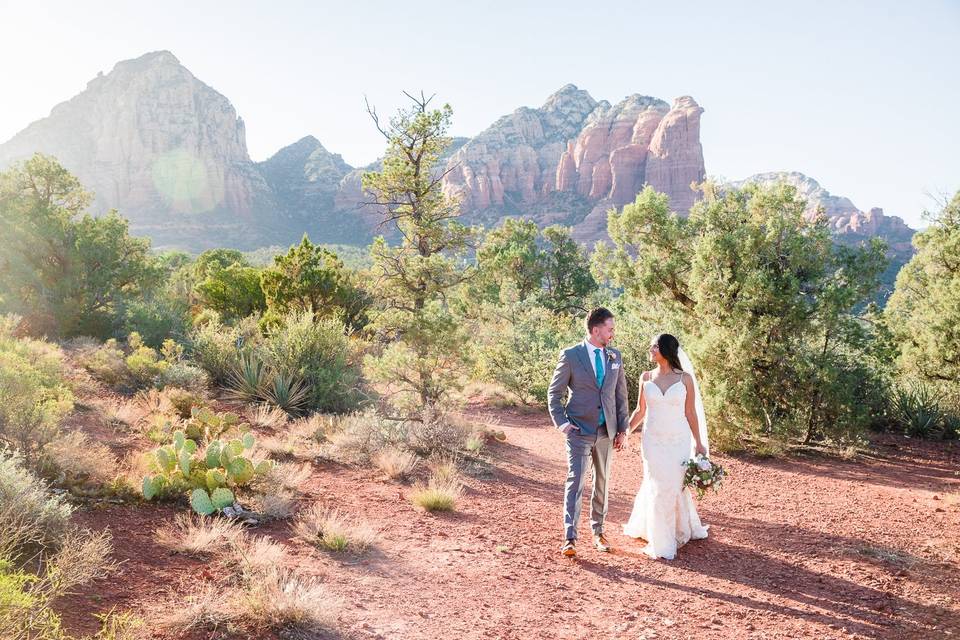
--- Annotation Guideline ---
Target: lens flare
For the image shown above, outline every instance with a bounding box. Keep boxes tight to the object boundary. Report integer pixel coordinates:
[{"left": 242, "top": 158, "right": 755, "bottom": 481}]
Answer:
[{"left": 150, "top": 149, "right": 223, "bottom": 214}]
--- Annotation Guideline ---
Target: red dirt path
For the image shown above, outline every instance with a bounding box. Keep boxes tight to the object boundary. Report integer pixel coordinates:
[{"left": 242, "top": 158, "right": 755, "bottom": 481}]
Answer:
[{"left": 58, "top": 404, "right": 960, "bottom": 639}]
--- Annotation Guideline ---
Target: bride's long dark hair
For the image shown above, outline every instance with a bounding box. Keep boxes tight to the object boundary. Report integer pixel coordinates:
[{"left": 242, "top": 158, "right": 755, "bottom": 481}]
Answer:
[{"left": 656, "top": 333, "right": 684, "bottom": 373}]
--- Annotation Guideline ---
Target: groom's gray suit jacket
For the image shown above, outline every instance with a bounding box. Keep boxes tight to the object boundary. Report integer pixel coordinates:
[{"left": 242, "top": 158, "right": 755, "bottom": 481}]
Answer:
[{"left": 548, "top": 343, "right": 629, "bottom": 439}]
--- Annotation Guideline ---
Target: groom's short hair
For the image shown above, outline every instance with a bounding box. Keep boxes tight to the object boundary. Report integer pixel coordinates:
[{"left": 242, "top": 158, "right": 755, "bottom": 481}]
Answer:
[{"left": 585, "top": 307, "right": 614, "bottom": 333}]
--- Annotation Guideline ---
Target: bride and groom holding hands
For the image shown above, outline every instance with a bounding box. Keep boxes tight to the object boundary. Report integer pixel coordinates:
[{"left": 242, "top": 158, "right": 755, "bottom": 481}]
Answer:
[{"left": 548, "top": 307, "right": 710, "bottom": 560}]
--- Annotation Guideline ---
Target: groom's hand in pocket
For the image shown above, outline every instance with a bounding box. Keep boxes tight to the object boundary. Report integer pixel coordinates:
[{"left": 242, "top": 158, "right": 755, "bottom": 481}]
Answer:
[{"left": 557, "top": 422, "right": 579, "bottom": 435}]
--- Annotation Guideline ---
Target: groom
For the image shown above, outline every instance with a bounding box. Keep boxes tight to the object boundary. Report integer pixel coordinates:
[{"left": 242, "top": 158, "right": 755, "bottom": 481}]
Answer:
[{"left": 548, "top": 307, "right": 629, "bottom": 557}]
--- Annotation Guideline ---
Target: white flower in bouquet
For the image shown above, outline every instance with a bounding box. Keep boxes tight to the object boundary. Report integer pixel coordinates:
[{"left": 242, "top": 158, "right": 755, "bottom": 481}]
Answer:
[{"left": 696, "top": 458, "right": 712, "bottom": 471}]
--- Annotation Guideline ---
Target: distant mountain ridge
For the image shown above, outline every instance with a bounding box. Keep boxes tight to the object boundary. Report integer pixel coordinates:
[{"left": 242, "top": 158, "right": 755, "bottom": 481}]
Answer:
[{"left": 0, "top": 50, "right": 915, "bottom": 257}]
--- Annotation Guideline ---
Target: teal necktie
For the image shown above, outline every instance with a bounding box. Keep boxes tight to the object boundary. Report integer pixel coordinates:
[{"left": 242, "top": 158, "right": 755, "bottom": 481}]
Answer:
[{"left": 595, "top": 348, "right": 605, "bottom": 426}]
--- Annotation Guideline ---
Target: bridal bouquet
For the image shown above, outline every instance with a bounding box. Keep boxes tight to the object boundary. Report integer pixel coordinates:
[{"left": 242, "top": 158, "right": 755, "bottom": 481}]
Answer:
[{"left": 683, "top": 455, "right": 726, "bottom": 499}]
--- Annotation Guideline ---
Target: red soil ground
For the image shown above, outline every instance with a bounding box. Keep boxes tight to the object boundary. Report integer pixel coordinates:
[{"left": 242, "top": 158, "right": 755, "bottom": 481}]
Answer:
[{"left": 56, "top": 402, "right": 960, "bottom": 640}]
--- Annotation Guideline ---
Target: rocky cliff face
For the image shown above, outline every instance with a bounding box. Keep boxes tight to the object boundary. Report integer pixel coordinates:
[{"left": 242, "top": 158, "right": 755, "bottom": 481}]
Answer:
[
  {"left": 441, "top": 86, "right": 705, "bottom": 242},
  {"left": 0, "top": 51, "right": 274, "bottom": 249},
  {"left": 730, "top": 171, "right": 916, "bottom": 299},
  {"left": 731, "top": 172, "right": 914, "bottom": 249},
  {"left": 0, "top": 52, "right": 911, "bottom": 260}
]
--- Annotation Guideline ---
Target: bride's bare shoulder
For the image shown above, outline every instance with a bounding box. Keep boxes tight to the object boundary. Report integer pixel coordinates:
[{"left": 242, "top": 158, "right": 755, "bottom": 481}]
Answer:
[{"left": 640, "top": 370, "right": 652, "bottom": 382}]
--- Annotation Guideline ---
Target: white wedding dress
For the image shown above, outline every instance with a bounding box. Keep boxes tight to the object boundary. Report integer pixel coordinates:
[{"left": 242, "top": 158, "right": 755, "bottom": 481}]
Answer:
[{"left": 622, "top": 376, "right": 708, "bottom": 559}]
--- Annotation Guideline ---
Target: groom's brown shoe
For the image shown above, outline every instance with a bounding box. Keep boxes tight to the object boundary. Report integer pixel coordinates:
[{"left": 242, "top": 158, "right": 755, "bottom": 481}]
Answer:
[
  {"left": 561, "top": 539, "right": 576, "bottom": 557},
  {"left": 593, "top": 532, "right": 610, "bottom": 553}
]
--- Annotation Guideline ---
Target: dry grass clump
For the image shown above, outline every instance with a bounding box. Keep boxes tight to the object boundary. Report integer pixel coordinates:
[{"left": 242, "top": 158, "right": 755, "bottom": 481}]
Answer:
[
  {"left": 410, "top": 463, "right": 463, "bottom": 512},
  {"left": 134, "top": 388, "right": 173, "bottom": 416},
  {"left": 233, "top": 566, "right": 340, "bottom": 635},
  {"left": 231, "top": 534, "right": 289, "bottom": 575},
  {"left": 155, "top": 513, "right": 245, "bottom": 555},
  {"left": 372, "top": 447, "right": 418, "bottom": 481},
  {"left": 292, "top": 503, "right": 378, "bottom": 554},
  {"left": 249, "top": 403, "right": 289, "bottom": 430},
  {"left": 161, "top": 529, "right": 340, "bottom": 637},
  {"left": 43, "top": 430, "right": 119, "bottom": 486},
  {"left": 101, "top": 398, "right": 145, "bottom": 429},
  {"left": 249, "top": 462, "right": 312, "bottom": 520},
  {"left": 258, "top": 414, "right": 327, "bottom": 461}
]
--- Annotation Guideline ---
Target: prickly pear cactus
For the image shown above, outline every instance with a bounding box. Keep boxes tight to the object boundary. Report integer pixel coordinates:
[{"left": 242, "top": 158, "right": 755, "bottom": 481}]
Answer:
[
  {"left": 141, "top": 408, "right": 274, "bottom": 515},
  {"left": 190, "top": 488, "right": 215, "bottom": 515}
]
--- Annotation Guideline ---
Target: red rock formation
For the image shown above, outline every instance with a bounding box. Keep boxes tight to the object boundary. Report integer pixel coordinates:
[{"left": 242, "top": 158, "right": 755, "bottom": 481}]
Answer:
[{"left": 645, "top": 96, "right": 706, "bottom": 215}]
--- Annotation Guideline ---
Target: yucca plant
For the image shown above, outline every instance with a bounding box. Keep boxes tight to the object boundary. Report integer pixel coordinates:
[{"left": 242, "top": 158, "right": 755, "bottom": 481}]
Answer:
[
  {"left": 226, "top": 351, "right": 273, "bottom": 403},
  {"left": 262, "top": 371, "right": 310, "bottom": 416},
  {"left": 889, "top": 382, "right": 944, "bottom": 438}
]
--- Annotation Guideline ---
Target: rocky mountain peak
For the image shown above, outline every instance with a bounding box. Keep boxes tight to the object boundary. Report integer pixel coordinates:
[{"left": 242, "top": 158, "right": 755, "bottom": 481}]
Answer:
[{"left": 0, "top": 50, "right": 271, "bottom": 250}]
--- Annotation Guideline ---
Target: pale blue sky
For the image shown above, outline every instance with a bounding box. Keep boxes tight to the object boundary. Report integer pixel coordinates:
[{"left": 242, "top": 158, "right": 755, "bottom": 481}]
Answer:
[{"left": 1, "top": 0, "right": 957, "bottom": 227}]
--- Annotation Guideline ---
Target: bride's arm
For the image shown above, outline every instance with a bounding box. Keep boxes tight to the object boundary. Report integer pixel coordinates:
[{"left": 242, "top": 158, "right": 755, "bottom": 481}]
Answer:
[
  {"left": 628, "top": 372, "right": 648, "bottom": 433},
  {"left": 682, "top": 373, "right": 706, "bottom": 453}
]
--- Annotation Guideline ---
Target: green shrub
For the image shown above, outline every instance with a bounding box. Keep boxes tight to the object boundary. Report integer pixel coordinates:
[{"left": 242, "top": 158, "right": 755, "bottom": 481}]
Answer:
[
  {"left": 473, "top": 303, "right": 580, "bottom": 405},
  {"left": 890, "top": 382, "right": 944, "bottom": 438},
  {"left": 258, "top": 311, "right": 363, "bottom": 413},
  {"left": 189, "top": 316, "right": 259, "bottom": 385},
  {"left": 0, "top": 339, "right": 73, "bottom": 459},
  {"left": 0, "top": 450, "right": 72, "bottom": 555},
  {"left": 81, "top": 339, "right": 129, "bottom": 387},
  {"left": 166, "top": 388, "right": 207, "bottom": 419},
  {"left": 157, "top": 361, "right": 210, "bottom": 392}
]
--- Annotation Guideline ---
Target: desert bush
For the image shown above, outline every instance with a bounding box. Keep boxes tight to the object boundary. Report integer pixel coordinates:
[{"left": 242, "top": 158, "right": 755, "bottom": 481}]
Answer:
[
  {"left": 473, "top": 303, "right": 581, "bottom": 405},
  {"left": 249, "top": 462, "right": 310, "bottom": 520},
  {"left": 406, "top": 405, "right": 471, "bottom": 456},
  {"left": 0, "top": 450, "right": 72, "bottom": 555},
  {"left": 91, "top": 608, "right": 146, "bottom": 640},
  {"left": 134, "top": 388, "right": 173, "bottom": 417},
  {"left": 165, "top": 388, "right": 207, "bottom": 420},
  {"left": 257, "top": 415, "right": 327, "bottom": 461},
  {"left": 292, "top": 504, "right": 377, "bottom": 553},
  {"left": 101, "top": 398, "right": 144, "bottom": 429},
  {"left": 162, "top": 532, "right": 338, "bottom": 638},
  {"left": 0, "top": 337, "right": 74, "bottom": 459},
  {"left": 0, "top": 450, "right": 114, "bottom": 639},
  {"left": 258, "top": 311, "right": 363, "bottom": 414},
  {"left": 157, "top": 361, "right": 209, "bottom": 392},
  {"left": 124, "top": 333, "right": 170, "bottom": 388},
  {"left": 189, "top": 321, "right": 241, "bottom": 385},
  {"left": 232, "top": 566, "right": 339, "bottom": 636},
  {"left": 81, "top": 340, "right": 128, "bottom": 387},
  {"left": 42, "top": 430, "right": 119, "bottom": 486},
  {"left": 0, "top": 527, "right": 114, "bottom": 640},
  {"left": 322, "top": 410, "right": 409, "bottom": 465}
]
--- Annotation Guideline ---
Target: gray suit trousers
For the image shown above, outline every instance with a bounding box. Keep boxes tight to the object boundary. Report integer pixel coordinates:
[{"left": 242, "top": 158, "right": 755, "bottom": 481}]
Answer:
[{"left": 563, "top": 429, "right": 613, "bottom": 540}]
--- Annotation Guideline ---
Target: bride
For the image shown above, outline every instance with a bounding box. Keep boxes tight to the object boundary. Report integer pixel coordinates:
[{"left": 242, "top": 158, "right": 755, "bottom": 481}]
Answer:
[{"left": 622, "top": 333, "right": 709, "bottom": 559}]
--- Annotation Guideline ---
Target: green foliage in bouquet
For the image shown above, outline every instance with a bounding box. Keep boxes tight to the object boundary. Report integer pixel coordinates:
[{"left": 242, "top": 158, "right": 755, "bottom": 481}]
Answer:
[{"left": 683, "top": 456, "right": 727, "bottom": 500}]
